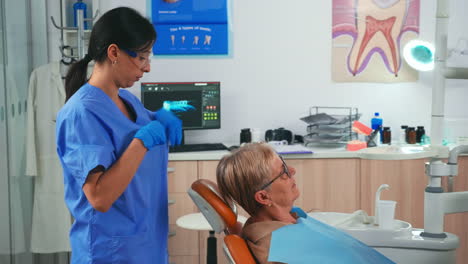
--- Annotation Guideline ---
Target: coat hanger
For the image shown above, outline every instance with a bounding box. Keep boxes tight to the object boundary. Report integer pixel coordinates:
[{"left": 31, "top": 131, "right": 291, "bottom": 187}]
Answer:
[
  {"left": 60, "top": 45, "right": 77, "bottom": 66},
  {"left": 59, "top": 45, "right": 76, "bottom": 80},
  {"left": 51, "top": 9, "right": 100, "bottom": 61}
]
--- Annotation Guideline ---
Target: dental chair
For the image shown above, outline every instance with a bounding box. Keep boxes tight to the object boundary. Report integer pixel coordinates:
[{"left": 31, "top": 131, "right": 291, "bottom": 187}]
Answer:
[{"left": 188, "top": 179, "right": 257, "bottom": 264}]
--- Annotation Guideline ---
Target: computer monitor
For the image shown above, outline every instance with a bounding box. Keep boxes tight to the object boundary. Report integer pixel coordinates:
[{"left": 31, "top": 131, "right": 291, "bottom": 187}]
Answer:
[{"left": 141, "top": 82, "right": 221, "bottom": 132}]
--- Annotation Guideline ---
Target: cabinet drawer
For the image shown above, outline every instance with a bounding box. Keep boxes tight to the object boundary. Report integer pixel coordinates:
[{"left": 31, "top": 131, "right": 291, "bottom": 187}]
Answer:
[
  {"left": 197, "top": 161, "right": 219, "bottom": 182},
  {"left": 169, "top": 255, "right": 200, "bottom": 264},
  {"left": 168, "top": 224, "right": 199, "bottom": 256},
  {"left": 299, "top": 158, "right": 360, "bottom": 213},
  {"left": 168, "top": 161, "right": 198, "bottom": 192}
]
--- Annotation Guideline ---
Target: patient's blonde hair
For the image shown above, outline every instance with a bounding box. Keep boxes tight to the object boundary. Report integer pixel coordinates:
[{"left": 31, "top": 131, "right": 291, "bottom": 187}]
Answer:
[{"left": 216, "top": 143, "right": 276, "bottom": 216}]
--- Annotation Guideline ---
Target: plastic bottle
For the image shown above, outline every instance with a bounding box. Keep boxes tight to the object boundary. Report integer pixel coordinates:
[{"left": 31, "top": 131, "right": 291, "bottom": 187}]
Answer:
[
  {"left": 382, "top": 127, "right": 391, "bottom": 144},
  {"left": 416, "top": 126, "right": 425, "bottom": 143},
  {"left": 251, "top": 128, "right": 263, "bottom": 142},
  {"left": 399, "top": 125, "right": 408, "bottom": 145},
  {"left": 371, "top": 112, "right": 383, "bottom": 144},
  {"left": 73, "top": 0, "right": 88, "bottom": 29}
]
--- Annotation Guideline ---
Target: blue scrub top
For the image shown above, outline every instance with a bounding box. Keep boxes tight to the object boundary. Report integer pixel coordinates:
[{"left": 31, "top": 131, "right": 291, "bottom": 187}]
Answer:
[{"left": 56, "top": 83, "right": 169, "bottom": 264}]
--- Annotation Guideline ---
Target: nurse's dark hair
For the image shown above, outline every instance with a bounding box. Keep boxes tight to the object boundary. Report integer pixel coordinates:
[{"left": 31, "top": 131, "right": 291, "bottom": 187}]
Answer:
[{"left": 64, "top": 6, "right": 156, "bottom": 102}]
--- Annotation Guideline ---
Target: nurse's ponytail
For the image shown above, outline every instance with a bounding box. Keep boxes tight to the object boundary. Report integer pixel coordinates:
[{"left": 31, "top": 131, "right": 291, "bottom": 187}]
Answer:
[
  {"left": 64, "top": 7, "right": 156, "bottom": 102},
  {"left": 64, "top": 54, "right": 92, "bottom": 102}
]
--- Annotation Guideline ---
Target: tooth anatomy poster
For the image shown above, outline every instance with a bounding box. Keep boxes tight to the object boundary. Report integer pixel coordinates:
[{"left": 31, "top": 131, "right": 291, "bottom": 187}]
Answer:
[
  {"left": 152, "top": 0, "right": 228, "bottom": 55},
  {"left": 332, "top": 0, "right": 420, "bottom": 82}
]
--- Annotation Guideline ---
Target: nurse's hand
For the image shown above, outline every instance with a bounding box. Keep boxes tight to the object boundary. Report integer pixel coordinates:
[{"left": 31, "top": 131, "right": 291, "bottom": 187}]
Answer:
[
  {"left": 154, "top": 109, "right": 182, "bottom": 146},
  {"left": 134, "top": 120, "right": 167, "bottom": 150}
]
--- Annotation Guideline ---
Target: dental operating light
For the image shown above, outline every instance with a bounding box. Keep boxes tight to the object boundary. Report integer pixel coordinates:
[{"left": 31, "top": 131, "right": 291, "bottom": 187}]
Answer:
[{"left": 403, "top": 40, "right": 435, "bottom": 71}]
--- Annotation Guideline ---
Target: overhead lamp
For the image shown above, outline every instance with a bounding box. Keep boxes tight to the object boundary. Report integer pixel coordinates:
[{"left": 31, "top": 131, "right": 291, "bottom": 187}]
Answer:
[{"left": 403, "top": 40, "right": 435, "bottom": 71}]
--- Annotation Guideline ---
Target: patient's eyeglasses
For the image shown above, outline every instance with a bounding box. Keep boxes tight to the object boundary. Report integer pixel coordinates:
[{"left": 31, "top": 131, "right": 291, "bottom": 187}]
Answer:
[
  {"left": 123, "top": 48, "right": 151, "bottom": 69},
  {"left": 260, "top": 155, "right": 291, "bottom": 190}
]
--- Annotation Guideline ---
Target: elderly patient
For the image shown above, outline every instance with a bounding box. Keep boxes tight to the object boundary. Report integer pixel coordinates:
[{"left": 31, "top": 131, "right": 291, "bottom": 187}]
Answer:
[{"left": 216, "top": 143, "right": 394, "bottom": 264}]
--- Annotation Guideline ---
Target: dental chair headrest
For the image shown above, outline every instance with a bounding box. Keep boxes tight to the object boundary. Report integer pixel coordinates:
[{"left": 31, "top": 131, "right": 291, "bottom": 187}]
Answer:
[{"left": 188, "top": 179, "right": 238, "bottom": 234}]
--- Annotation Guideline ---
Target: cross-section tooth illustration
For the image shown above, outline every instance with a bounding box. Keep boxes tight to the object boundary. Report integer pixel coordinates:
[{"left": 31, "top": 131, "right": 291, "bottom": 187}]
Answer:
[{"left": 348, "top": 0, "right": 408, "bottom": 76}]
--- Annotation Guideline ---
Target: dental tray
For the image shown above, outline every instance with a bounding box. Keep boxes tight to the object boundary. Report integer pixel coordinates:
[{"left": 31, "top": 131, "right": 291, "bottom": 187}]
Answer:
[
  {"left": 304, "top": 133, "right": 354, "bottom": 143},
  {"left": 300, "top": 107, "right": 360, "bottom": 147},
  {"left": 331, "top": 113, "right": 362, "bottom": 124},
  {"left": 300, "top": 108, "right": 361, "bottom": 126},
  {"left": 307, "top": 124, "right": 351, "bottom": 135},
  {"left": 300, "top": 113, "right": 338, "bottom": 125}
]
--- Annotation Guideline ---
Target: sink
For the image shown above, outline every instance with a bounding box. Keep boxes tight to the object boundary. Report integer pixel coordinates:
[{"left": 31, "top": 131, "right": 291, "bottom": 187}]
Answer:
[
  {"left": 357, "top": 145, "right": 437, "bottom": 160},
  {"left": 308, "top": 211, "right": 459, "bottom": 263},
  {"left": 308, "top": 211, "right": 413, "bottom": 242}
]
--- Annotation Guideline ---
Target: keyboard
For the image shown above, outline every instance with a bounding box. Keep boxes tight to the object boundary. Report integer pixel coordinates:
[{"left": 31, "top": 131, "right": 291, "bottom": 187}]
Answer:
[{"left": 169, "top": 143, "right": 228, "bottom": 153}]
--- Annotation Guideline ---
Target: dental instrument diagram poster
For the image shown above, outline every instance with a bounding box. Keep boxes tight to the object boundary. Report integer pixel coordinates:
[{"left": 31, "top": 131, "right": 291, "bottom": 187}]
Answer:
[
  {"left": 332, "top": 0, "right": 420, "bottom": 82},
  {"left": 151, "top": 0, "right": 228, "bottom": 55}
]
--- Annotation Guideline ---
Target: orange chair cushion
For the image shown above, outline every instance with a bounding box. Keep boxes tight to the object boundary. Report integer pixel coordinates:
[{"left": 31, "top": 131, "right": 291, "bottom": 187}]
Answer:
[
  {"left": 224, "top": 234, "right": 257, "bottom": 264},
  {"left": 191, "top": 179, "right": 238, "bottom": 229}
]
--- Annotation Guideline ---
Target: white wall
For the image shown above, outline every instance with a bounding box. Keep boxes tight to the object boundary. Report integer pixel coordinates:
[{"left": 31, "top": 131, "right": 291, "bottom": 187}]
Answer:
[
  {"left": 47, "top": 0, "right": 468, "bottom": 145},
  {"left": 446, "top": 0, "right": 468, "bottom": 120}
]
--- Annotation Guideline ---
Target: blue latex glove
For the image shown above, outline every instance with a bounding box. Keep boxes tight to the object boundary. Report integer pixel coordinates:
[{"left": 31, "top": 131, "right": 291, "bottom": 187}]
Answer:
[
  {"left": 154, "top": 109, "right": 182, "bottom": 146},
  {"left": 134, "top": 120, "right": 167, "bottom": 150}
]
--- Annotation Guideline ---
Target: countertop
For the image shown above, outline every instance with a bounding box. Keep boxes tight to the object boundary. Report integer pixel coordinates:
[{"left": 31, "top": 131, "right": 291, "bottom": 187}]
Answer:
[{"left": 168, "top": 144, "right": 463, "bottom": 161}]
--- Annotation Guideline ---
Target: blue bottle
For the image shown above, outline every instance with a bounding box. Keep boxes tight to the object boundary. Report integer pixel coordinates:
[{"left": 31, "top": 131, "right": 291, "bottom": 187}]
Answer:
[
  {"left": 73, "top": 0, "right": 88, "bottom": 29},
  {"left": 371, "top": 112, "right": 383, "bottom": 144}
]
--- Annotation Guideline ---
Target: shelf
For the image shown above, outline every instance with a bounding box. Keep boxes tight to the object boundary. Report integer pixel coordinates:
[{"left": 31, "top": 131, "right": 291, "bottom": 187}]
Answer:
[{"left": 64, "top": 29, "right": 91, "bottom": 34}]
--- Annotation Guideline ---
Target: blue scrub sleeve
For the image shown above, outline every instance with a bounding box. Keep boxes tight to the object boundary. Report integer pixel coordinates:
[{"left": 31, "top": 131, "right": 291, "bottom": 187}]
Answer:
[
  {"left": 61, "top": 144, "right": 115, "bottom": 187},
  {"left": 57, "top": 108, "right": 116, "bottom": 187}
]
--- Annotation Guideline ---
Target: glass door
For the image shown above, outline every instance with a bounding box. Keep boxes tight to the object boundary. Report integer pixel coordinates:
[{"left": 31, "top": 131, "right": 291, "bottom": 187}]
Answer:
[
  {"left": 1, "top": 0, "right": 70, "bottom": 262},
  {"left": 1, "top": 0, "right": 34, "bottom": 263},
  {"left": 0, "top": 0, "right": 12, "bottom": 261}
]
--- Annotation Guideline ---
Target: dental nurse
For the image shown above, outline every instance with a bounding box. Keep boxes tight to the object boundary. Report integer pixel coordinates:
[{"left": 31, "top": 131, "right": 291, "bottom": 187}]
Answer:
[{"left": 56, "top": 7, "right": 182, "bottom": 264}]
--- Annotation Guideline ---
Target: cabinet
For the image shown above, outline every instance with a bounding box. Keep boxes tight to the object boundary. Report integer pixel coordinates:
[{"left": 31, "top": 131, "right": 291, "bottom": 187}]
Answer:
[
  {"left": 167, "top": 161, "right": 199, "bottom": 264},
  {"left": 168, "top": 158, "right": 360, "bottom": 264},
  {"left": 360, "top": 159, "right": 428, "bottom": 228},
  {"left": 443, "top": 156, "right": 468, "bottom": 264},
  {"left": 291, "top": 158, "right": 360, "bottom": 213},
  {"left": 168, "top": 157, "right": 468, "bottom": 264},
  {"left": 195, "top": 158, "right": 361, "bottom": 214},
  {"left": 198, "top": 161, "right": 231, "bottom": 264},
  {"left": 360, "top": 157, "right": 468, "bottom": 264}
]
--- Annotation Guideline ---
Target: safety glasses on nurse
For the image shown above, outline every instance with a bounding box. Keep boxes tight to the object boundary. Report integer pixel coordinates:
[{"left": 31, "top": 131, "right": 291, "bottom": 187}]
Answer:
[
  {"left": 122, "top": 48, "right": 151, "bottom": 69},
  {"left": 260, "top": 155, "right": 291, "bottom": 190}
]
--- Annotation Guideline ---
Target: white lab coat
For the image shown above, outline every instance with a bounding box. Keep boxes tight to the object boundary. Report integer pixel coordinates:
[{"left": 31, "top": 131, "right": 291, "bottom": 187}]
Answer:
[{"left": 25, "top": 62, "right": 71, "bottom": 253}]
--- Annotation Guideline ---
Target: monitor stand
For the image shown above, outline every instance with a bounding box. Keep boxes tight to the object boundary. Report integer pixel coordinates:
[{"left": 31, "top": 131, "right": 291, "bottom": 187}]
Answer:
[{"left": 180, "top": 129, "right": 186, "bottom": 146}]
